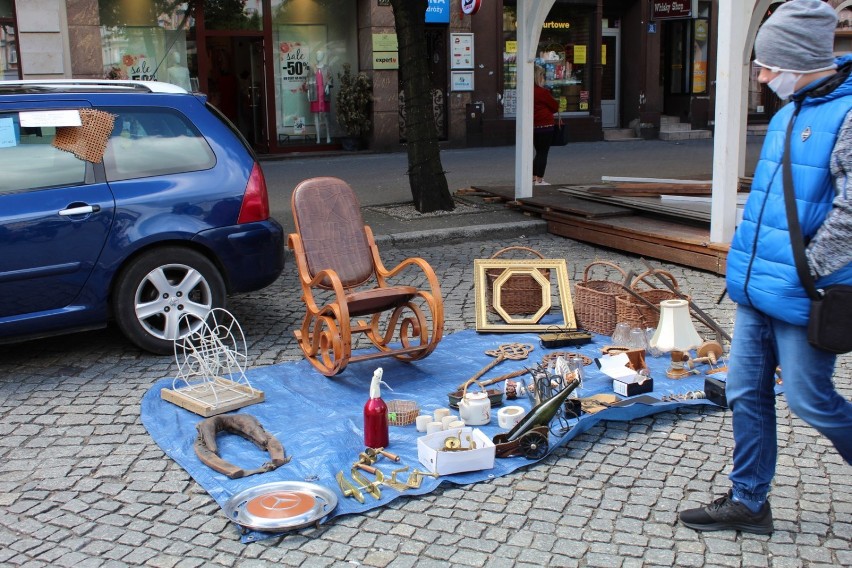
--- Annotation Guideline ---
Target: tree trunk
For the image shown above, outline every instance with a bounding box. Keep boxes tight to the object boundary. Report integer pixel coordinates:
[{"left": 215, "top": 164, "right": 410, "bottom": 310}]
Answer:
[{"left": 390, "top": 0, "right": 454, "bottom": 212}]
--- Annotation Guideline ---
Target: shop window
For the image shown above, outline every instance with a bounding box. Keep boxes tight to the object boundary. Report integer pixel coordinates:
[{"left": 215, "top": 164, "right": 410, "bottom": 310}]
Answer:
[
  {"left": 99, "top": 0, "right": 197, "bottom": 90},
  {"left": 502, "top": 2, "right": 594, "bottom": 117},
  {"left": 747, "top": 3, "right": 785, "bottom": 118},
  {"left": 692, "top": 19, "right": 708, "bottom": 95},
  {"left": 203, "top": 0, "right": 262, "bottom": 31},
  {"left": 0, "top": 0, "right": 18, "bottom": 81},
  {"left": 270, "top": 0, "right": 358, "bottom": 145}
]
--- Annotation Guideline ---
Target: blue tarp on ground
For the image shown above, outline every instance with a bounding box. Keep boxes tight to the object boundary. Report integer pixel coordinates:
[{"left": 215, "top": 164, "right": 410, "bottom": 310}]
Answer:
[{"left": 141, "top": 330, "right": 724, "bottom": 542}]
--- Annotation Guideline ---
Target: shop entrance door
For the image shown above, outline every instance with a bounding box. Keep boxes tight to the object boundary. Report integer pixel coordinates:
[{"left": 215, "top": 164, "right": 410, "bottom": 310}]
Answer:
[
  {"left": 662, "top": 20, "right": 692, "bottom": 121},
  {"left": 601, "top": 28, "right": 620, "bottom": 128},
  {"left": 206, "top": 36, "right": 268, "bottom": 152}
]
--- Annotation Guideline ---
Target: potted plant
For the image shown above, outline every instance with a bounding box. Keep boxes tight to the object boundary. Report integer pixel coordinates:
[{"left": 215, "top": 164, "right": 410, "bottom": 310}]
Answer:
[{"left": 336, "top": 63, "right": 372, "bottom": 150}]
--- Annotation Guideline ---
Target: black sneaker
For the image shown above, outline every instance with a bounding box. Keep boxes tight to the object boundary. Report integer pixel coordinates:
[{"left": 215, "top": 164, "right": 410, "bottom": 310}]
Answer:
[{"left": 679, "top": 490, "right": 773, "bottom": 534}]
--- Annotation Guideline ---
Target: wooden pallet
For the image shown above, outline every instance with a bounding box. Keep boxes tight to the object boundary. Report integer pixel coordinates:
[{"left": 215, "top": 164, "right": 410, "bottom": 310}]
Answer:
[
  {"left": 543, "top": 211, "right": 728, "bottom": 274},
  {"left": 465, "top": 183, "right": 730, "bottom": 273},
  {"left": 516, "top": 194, "right": 633, "bottom": 219}
]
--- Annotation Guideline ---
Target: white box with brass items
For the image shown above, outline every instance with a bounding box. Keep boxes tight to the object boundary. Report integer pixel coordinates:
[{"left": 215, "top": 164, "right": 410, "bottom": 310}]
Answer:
[{"left": 417, "top": 427, "right": 495, "bottom": 475}]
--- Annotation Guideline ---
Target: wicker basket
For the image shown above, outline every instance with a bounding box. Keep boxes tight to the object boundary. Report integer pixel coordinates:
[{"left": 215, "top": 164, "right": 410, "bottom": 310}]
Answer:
[
  {"left": 485, "top": 246, "right": 550, "bottom": 315},
  {"left": 386, "top": 400, "right": 419, "bottom": 426},
  {"left": 615, "top": 269, "right": 688, "bottom": 329},
  {"left": 573, "top": 261, "right": 627, "bottom": 335}
]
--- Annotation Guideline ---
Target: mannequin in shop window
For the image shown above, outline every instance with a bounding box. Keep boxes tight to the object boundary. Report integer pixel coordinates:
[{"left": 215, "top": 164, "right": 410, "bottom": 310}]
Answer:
[
  {"left": 306, "top": 50, "right": 333, "bottom": 143},
  {"left": 167, "top": 52, "right": 192, "bottom": 92}
]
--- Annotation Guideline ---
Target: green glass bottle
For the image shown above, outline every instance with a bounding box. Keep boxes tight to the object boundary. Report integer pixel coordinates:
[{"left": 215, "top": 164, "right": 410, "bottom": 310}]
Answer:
[{"left": 494, "top": 378, "right": 580, "bottom": 444}]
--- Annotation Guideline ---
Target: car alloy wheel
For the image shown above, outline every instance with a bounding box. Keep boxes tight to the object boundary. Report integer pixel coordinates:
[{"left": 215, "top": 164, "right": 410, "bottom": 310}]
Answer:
[{"left": 114, "top": 247, "right": 226, "bottom": 354}]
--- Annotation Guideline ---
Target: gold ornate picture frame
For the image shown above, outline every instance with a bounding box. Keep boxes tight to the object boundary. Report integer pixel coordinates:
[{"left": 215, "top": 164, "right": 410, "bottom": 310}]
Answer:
[{"left": 474, "top": 259, "right": 576, "bottom": 332}]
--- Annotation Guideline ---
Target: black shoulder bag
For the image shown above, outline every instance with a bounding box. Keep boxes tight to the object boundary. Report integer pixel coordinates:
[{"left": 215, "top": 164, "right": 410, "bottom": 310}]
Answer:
[{"left": 782, "top": 107, "right": 852, "bottom": 354}]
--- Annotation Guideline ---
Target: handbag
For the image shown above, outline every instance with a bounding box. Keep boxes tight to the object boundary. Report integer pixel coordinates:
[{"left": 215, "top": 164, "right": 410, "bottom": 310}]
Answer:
[
  {"left": 551, "top": 117, "right": 569, "bottom": 146},
  {"left": 781, "top": 107, "right": 852, "bottom": 354}
]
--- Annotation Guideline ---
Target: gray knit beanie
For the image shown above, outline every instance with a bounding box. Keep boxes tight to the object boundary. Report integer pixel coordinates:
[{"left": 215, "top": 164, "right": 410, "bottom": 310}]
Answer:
[{"left": 754, "top": 0, "right": 838, "bottom": 73}]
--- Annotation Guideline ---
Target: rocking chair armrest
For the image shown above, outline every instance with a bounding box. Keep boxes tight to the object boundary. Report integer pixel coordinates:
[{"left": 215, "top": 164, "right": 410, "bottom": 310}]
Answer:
[
  {"left": 379, "top": 256, "right": 443, "bottom": 298},
  {"left": 302, "top": 267, "right": 352, "bottom": 321}
]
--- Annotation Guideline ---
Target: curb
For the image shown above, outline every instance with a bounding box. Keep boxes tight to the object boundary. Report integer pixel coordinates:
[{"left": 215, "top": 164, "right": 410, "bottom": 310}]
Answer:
[{"left": 373, "top": 219, "right": 548, "bottom": 248}]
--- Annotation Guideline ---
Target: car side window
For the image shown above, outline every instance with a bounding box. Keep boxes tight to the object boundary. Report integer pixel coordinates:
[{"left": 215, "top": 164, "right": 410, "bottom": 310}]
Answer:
[
  {"left": 0, "top": 113, "right": 87, "bottom": 194},
  {"left": 102, "top": 107, "right": 216, "bottom": 182}
]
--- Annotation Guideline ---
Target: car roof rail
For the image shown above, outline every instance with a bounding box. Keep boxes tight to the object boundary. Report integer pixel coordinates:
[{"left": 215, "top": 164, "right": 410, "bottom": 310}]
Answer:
[{"left": 0, "top": 79, "right": 188, "bottom": 94}]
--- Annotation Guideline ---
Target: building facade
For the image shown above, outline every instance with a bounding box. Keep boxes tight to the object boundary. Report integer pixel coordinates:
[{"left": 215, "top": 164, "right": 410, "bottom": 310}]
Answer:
[{"left": 4, "top": 1, "right": 849, "bottom": 154}]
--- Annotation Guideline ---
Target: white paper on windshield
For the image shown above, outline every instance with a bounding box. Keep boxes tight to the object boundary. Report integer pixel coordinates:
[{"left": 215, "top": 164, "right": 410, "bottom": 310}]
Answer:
[
  {"left": 0, "top": 117, "right": 16, "bottom": 148},
  {"left": 19, "top": 110, "right": 82, "bottom": 128},
  {"left": 594, "top": 353, "right": 636, "bottom": 380}
]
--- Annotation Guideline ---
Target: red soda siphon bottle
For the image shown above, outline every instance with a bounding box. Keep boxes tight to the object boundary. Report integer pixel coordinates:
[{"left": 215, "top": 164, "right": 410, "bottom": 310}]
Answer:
[{"left": 364, "top": 368, "right": 389, "bottom": 448}]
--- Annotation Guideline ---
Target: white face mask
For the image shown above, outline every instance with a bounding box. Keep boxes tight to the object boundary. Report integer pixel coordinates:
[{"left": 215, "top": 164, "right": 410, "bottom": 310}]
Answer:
[{"left": 767, "top": 71, "right": 802, "bottom": 100}]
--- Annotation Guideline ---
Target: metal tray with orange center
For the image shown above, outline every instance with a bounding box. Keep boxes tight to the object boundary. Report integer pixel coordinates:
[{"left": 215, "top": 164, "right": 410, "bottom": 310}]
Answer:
[{"left": 224, "top": 481, "right": 338, "bottom": 532}]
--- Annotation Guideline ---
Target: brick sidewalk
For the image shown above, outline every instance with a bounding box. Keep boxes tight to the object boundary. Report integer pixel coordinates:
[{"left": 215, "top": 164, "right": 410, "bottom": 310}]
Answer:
[{"left": 0, "top": 232, "right": 849, "bottom": 567}]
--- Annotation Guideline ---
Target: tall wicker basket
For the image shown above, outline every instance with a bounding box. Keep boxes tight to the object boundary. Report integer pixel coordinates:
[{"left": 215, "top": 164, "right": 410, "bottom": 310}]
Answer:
[
  {"left": 485, "top": 246, "right": 550, "bottom": 315},
  {"left": 615, "top": 269, "right": 688, "bottom": 329},
  {"left": 573, "top": 261, "right": 627, "bottom": 335}
]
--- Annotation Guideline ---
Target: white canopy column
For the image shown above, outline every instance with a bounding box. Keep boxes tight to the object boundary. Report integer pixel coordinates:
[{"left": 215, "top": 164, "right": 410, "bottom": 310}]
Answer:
[
  {"left": 711, "top": 0, "right": 772, "bottom": 243},
  {"left": 514, "top": 0, "right": 556, "bottom": 199}
]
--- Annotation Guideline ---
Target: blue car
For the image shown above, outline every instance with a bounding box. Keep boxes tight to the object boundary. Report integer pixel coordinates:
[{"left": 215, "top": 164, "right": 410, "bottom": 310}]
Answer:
[{"left": 0, "top": 80, "right": 284, "bottom": 354}]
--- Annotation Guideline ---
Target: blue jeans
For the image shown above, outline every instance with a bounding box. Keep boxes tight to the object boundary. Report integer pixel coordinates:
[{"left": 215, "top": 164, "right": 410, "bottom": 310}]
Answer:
[{"left": 727, "top": 304, "right": 852, "bottom": 505}]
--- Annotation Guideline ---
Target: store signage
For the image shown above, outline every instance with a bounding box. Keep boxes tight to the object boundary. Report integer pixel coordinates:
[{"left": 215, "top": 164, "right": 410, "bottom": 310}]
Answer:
[
  {"left": 279, "top": 42, "right": 310, "bottom": 86},
  {"left": 461, "top": 0, "right": 482, "bottom": 16},
  {"left": 542, "top": 21, "right": 571, "bottom": 30},
  {"left": 450, "top": 33, "right": 474, "bottom": 69},
  {"left": 426, "top": 0, "right": 450, "bottom": 23},
  {"left": 451, "top": 70, "right": 474, "bottom": 91},
  {"left": 372, "top": 33, "right": 398, "bottom": 52},
  {"left": 373, "top": 52, "right": 399, "bottom": 70},
  {"left": 652, "top": 1, "right": 692, "bottom": 20}
]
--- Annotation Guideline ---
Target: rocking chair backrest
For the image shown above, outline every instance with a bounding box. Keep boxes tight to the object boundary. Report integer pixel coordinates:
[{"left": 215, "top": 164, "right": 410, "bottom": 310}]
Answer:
[{"left": 291, "top": 177, "right": 374, "bottom": 288}]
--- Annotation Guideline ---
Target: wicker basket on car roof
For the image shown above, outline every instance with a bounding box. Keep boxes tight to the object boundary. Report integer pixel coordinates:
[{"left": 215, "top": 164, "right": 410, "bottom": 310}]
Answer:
[
  {"left": 485, "top": 246, "right": 550, "bottom": 315},
  {"left": 573, "top": 261, "right": 627, "bottom": 336}
]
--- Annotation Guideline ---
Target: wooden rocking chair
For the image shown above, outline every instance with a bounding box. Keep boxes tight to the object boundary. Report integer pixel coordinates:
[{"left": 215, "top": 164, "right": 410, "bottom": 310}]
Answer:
[{"left": 288, "top": 177, "right": 444, "bottom": 376}]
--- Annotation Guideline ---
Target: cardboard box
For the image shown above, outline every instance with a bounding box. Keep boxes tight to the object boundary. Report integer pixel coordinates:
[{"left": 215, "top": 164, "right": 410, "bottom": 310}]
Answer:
[
  {"left": 417, "top": 427, "right": 495, "bottom": 475},
  {"left": 613, "top": 375, "right": 654, "bottom": 397}
]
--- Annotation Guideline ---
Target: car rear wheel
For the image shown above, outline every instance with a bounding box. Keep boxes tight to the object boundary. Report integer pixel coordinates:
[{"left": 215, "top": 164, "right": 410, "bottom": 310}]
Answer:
[{"left": 114, "top": 247, "right": 226, "bottom": 354}]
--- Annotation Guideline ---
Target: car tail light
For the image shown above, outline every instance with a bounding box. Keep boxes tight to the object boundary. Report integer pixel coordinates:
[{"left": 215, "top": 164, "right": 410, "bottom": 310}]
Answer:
[{"left": 237, "top": 162, "right": 270, "bottom": 223}]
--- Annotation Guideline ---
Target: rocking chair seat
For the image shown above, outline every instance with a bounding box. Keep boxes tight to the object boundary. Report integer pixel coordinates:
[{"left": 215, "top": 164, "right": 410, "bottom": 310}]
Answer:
[{"left": 346, "top": 286, "right": 418, "bottom": 318}]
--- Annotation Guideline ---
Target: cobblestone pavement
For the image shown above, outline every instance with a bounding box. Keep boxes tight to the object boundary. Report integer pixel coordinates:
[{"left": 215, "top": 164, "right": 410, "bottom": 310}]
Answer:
[{"left": 0, "top": 232, "right": 849, "bottom": 568}]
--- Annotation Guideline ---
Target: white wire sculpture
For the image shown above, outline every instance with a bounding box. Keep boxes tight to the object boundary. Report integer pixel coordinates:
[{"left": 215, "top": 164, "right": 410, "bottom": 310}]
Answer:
[{"left": 161, "top": 308, "right": 264, "bottom": 416}]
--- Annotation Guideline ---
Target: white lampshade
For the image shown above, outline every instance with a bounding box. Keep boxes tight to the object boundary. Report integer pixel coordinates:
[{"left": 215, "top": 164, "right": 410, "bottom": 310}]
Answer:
[{"left": 650, "top": 299, "right": 702, "bottom": 352}]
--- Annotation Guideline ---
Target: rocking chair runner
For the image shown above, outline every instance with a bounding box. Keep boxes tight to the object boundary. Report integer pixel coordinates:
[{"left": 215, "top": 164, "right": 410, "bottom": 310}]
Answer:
[{"left": 288, "top": 177, "right": 445, "bottom": 376}]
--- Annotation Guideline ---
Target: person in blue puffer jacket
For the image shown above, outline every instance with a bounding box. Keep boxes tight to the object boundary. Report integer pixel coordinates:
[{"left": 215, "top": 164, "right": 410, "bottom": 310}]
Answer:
[{"left": 680, "top": 0, "right": 852, "bottom": 535}]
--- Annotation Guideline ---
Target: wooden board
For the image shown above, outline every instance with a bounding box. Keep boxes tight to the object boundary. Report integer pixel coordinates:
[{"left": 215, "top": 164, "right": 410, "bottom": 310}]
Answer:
[
  {"left": 601, "top": 176, "right": 711, "bottom": 185},
  {"left": 543, "top": 211, "right": 728, "bottom": 274},
  {"left": 516, "top": 195, "right": 634, "bottom": 218},
  {"left": 161, "top": 378, "right": 265, "bottom": 417},
  {"left": 558, "top": 187, "right": 716, "bottom": 222},
  {"left": 588, "top": 184, "right": 713, "bottom": 196}
]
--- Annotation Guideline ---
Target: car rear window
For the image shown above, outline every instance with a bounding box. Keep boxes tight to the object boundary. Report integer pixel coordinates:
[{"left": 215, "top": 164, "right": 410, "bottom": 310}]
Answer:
[
  {"left": 102, "top": 107, "right": 215, "bottom": 182},
  {"left": 0, "top": 113, "right": 87, "bottom": 193}
]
